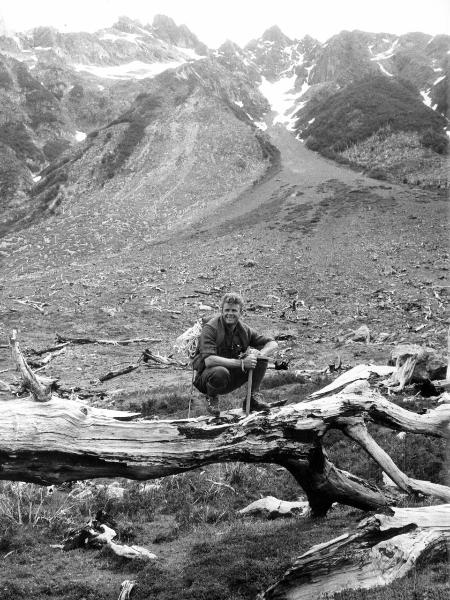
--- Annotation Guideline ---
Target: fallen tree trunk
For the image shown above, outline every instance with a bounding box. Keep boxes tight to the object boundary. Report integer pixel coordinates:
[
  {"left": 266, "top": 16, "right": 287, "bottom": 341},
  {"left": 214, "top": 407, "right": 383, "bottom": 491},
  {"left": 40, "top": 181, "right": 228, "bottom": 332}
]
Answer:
[
  {"left": 2, "top": 385, "right": 450, "bottom": 512},
  {"left": 55, "top": 334, "right": 162, "bottom": 345},
  {"left": 262, "top": 504, "right": 450, "bottom": 599},
  {"left": 3, "top": 333, "right": 450, "bottom": 516}
]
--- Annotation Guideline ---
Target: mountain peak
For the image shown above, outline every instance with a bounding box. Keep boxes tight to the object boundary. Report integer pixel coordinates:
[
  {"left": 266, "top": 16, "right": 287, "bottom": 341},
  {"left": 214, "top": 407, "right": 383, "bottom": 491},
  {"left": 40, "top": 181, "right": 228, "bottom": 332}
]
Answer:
[
  {"left": 151, "top": 14, "right": 208, "bottom": 55},
  {"left": 261, "top": 25, "right": 293, "bottom": 45},
  {"left": 218, "top": 39, "right": 243, "bottom": 54},
  {"left": 112, "top": 16, "right": 145, "bottom": 34}
]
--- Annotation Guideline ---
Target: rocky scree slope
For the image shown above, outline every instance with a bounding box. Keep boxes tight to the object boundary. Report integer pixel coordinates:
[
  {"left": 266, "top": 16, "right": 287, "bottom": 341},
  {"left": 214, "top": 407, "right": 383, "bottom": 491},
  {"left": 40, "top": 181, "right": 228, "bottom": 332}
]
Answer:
[
  {"left": 0, "top": 53, "right": 75, "bottom": 231},
  {"left": 1, "top": 58, "right": 273, "bottom": 266},
  {"left": 0, "top": 16, "right": 210, "bottom": 227}
]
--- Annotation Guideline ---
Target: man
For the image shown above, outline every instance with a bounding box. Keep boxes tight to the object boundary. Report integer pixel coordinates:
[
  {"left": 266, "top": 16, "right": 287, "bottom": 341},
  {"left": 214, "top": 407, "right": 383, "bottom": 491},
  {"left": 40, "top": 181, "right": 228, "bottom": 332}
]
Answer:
[{"left": 193, "top": 292, "right": 278, "bottom": 417}]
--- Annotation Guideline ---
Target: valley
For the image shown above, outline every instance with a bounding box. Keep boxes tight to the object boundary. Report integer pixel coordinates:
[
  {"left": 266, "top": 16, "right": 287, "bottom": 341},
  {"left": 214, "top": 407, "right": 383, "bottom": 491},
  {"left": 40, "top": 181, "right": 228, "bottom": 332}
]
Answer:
[{"left": 1, "top": 117, "right": 447, "bottom": 406}]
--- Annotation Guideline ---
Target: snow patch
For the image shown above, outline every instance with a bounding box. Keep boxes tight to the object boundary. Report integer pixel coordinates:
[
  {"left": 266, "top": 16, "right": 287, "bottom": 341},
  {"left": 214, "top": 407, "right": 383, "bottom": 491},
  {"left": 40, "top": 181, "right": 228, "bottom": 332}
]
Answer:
[
  {"left": 73, "top": 59, "right": 184, "bottom": 80},
  {"left": 259, "top": 74, "right": 304, "bottom": 129},
  {"left": 433, "top": 75, "right": 445, "bottom": 86},
  {"left": 377, "top": 62, "right": 393, "bottom": 77},
  {"left": 371, "top": 39, "right": 398, "bottom": 62},
  {"left": 308, "top": 117, "right": 315, "bottom": 124},
  {"left": 75, "top": 131, "right": 86, "bottom": 142},
  {"left": 420, "top": 90, "right": 432, "bottom": 107},
  {"left": 254, "top": 121, "right": 267, "bottom": 131},
  {"left": 100, "top": 33, "right": 138, "bottom": 45},
  {"left": 234, "top": 100, "right": 244, "bottom": 107},
  {"left": 174, "top": 46, "right": 204, "bottom": 59},
  {"left": 33, "top": 175, "right": 41, "bottom": 183}
]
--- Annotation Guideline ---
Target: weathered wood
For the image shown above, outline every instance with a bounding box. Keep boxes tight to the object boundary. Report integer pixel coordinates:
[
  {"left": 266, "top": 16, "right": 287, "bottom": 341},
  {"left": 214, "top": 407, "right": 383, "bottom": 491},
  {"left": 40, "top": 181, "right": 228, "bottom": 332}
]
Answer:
[
  {"left": 10, "top": 330, "right": 51, "bottom": 402},
  {"left": 239, "top": 496, "right": 309, "bottom": 518},
  {"left": 99, "top": 363, "right": 140, "bottom": 382},
  {"left": 262, "top": 504, "right": 450, "bottom": 599},
  {"left": 4, "top": 336, "right": 450, "bottom": 515},
  {"left": 339, "top": 417, "right": 450, "bottom": 501},
  {"left": 384, "top": 344, "right": 447, "bottom": 391},
  {"left": 55, "top": 334, "right": 162, "bottom": 345},
  {"left": 27, "top": 347, "right": 67, "bottom": 368},
  {"left": 118, "top": 580, "right": 136, "bottom": 600},
  {"left": 106, "top": 541, "right": 156, "bottom": 560},
  {"left": 310, "top": 364, "right": 395, "bottom": 398},
  {"left": 28, "top": 343, "right": 70, "bottom": 356},
  {"left": 2, "top": 388, "right": 449, "bottom": 511}
]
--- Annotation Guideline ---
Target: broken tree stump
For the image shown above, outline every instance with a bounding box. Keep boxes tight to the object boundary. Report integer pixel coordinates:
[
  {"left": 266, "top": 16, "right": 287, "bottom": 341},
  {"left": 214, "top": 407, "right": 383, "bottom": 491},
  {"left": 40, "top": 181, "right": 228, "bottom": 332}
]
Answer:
[{"left": 262, "top": 504, "right": 450, "bottom": 599}]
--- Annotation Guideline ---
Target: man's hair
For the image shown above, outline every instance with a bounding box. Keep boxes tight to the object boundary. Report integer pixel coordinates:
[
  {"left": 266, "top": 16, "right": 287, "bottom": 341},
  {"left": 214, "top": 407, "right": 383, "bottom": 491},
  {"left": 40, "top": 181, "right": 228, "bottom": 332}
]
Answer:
[{"left": 220, "top": 292, "right": 244, "bottom": 310}]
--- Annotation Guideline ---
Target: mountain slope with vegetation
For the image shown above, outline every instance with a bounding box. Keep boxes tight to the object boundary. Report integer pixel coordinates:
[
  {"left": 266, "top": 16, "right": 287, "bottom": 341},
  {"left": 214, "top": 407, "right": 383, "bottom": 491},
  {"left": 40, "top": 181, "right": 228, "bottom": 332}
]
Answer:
[
  {"left": 0, "top": 21, "right": 448, "bottom": 230},
  {"left": 294, "top": 74, "right": 448, "bottom": 185},
  {"left": 2, "top": 57, "right": 274, "bottom": 246}
]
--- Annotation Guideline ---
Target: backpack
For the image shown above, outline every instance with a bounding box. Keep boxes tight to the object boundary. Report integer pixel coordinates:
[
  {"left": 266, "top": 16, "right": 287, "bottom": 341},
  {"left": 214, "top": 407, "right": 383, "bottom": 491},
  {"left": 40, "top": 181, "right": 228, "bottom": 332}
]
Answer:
[{"left": 173, "top": 319, "right": 203, "bottom": 364}]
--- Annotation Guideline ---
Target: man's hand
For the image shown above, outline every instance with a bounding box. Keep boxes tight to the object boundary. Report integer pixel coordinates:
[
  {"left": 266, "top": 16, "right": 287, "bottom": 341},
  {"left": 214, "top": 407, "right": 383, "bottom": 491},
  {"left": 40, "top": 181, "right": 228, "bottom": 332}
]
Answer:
[{"left": 243, "top": 354, "right": 258, "bottom": 370}]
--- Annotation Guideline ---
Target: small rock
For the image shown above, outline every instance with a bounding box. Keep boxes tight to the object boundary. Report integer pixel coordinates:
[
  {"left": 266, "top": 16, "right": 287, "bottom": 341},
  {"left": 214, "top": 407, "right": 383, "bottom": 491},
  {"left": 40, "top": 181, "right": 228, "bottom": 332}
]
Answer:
[
  {"left": 351, "top": 325, "right": 370, "bottom": 343},
  {"left": 377, "top": 332, "right": 390, "bottom": 342}
]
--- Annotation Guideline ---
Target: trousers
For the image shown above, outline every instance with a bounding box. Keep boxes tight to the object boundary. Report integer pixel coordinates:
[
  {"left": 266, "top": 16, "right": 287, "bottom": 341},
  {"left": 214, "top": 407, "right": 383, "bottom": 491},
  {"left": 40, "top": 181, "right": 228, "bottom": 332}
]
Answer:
[{"left": 194, "top": 358, "right": 268, "bottom": 397}]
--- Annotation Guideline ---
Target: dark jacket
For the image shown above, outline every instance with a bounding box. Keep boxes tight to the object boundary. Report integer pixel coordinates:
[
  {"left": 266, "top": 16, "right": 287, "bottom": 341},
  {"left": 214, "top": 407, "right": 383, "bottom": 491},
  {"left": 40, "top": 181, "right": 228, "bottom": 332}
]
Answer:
[{"left": 192, "top": 315, "right": 272, "bottom": 374}]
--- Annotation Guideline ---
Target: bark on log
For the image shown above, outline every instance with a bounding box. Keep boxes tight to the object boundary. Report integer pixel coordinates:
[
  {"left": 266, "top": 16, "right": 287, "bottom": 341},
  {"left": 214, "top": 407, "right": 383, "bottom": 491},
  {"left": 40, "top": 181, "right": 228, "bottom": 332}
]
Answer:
[{"left": 262, "top": 504, "right": 450, "bottom": 599}]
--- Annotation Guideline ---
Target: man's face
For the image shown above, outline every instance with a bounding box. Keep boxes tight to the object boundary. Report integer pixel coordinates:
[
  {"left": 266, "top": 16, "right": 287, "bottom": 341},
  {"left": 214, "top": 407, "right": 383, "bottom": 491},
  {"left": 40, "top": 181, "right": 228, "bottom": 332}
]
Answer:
[{"left": 222, "top": 302, "right": 242, "bottom": 327}]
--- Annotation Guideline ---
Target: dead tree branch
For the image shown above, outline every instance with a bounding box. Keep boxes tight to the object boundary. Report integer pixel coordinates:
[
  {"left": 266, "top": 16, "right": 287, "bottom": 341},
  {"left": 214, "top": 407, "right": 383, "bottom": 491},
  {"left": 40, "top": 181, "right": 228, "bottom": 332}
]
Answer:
[
  {"left": 55, "top": 334, "right": 162, "bottom": 346},
  {"left": 9, "top": 330, "right": 51, "bottom": 402}
]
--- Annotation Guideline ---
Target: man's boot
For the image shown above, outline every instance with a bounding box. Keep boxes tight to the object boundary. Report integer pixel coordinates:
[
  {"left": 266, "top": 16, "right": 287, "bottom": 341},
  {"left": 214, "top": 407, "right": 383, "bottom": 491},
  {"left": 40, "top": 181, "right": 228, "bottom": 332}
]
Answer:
[
  {"left": 205, "top": 395, "right": 220, "bottom": 417},
  {"left": 242, "top": 392, "right": 271, "bottom": 412}
]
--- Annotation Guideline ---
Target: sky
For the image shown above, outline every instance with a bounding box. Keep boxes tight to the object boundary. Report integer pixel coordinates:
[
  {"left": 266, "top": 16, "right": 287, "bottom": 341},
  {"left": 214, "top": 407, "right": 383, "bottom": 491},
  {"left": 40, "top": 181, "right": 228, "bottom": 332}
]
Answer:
[{"left": 0, "top": 0, "right": 448, "bottom": 47}]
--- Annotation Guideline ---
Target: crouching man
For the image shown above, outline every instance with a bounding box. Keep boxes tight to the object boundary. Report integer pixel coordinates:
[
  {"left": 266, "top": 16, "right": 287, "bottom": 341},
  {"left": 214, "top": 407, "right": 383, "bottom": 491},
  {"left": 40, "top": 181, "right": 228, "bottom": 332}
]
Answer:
[{"left": 193, "top": 292, "right": 278, "bottom": 417}]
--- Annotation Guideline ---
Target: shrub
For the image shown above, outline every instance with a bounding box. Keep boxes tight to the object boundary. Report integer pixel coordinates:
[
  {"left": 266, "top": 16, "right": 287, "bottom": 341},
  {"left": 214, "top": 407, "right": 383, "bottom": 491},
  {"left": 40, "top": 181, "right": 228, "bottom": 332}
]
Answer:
[
  {"left": 0, "top": 121, "right": 43, "bottom": 163},
  {"left": 0, "top": 68, "right": 13, "bottom": 89},
  {"left": 101, "top": 119, "right": 146, "bottom": 180},
  {"left": 298, "top": 74, "right": 447, "bottom": 155},
  {"left": 68, "top": 83, "right": 84, "bottom": 102},
  {"left": 420, "top": 128, "right": 448, "bottom": 154},
  {"left": 43, "top": 138, "right": 71, "bottom": 161},
  {"left": 366, "top": 166, "right": 388, "bottom": 180}
]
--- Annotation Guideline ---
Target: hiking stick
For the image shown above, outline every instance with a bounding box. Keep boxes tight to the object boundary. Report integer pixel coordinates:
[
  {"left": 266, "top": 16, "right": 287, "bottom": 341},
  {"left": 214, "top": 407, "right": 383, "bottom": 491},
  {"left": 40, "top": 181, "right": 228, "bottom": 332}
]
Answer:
[{"left": 245, "top": 368, "right": 253, "bottom": 416}]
